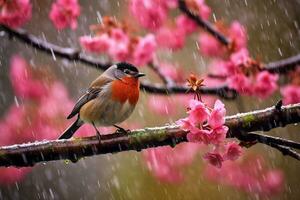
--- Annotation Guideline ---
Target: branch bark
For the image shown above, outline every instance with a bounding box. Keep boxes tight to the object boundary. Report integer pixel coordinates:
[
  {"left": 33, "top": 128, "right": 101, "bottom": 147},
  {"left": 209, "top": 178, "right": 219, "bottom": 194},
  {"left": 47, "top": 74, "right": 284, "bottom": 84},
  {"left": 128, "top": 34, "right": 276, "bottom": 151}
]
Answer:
[{"left": 0, "top": 103, "right": 299, "bottom": 167}]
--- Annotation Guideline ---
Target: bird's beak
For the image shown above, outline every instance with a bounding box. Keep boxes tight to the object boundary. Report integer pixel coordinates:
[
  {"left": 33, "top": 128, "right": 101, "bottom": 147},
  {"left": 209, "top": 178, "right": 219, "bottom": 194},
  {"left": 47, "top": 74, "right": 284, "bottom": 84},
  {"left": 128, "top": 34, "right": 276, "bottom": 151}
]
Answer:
[{"left": 134, "top": 72, "right": 145, "bottom": 78}]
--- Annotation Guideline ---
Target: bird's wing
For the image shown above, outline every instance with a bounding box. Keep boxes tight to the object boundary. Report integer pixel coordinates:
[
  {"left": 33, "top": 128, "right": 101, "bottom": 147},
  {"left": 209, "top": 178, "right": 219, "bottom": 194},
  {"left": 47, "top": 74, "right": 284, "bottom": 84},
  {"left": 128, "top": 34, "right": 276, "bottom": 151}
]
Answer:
[{"left": 67, "top": 87, "right": 102, "bottom": 119}]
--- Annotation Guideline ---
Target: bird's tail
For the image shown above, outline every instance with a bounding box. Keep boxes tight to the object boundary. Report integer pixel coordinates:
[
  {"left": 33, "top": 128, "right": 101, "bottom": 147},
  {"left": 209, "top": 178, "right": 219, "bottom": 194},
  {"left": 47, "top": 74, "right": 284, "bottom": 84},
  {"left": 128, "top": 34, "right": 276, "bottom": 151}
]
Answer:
[{"left": 58, "top": 117, "right": 83, "bottom": 139}]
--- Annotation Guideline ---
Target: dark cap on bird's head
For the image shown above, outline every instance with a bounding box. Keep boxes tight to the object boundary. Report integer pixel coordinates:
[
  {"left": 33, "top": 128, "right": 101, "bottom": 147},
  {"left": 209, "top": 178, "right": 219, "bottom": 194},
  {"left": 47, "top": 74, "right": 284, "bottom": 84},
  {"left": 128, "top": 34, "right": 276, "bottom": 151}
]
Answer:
[{"left": 115, "top": 62, "right": 145, "bottom": 78}]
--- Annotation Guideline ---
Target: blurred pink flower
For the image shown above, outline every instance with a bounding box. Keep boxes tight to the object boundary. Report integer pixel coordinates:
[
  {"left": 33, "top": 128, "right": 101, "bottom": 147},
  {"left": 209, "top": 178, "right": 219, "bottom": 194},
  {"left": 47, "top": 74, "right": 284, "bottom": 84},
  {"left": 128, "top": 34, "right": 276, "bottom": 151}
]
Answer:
[
  {"left": 159, "top": 63, "right": 185, "bottom": 83},
  {"left": 129, "top": 0, "right": 168, "bottom": 31},
  {"left": 253, "top": 71, "right": 278, "bottom": 99},
  {"left": 0, "top": 167, "right": 31, "bottom": 184},
  {"left": 187, "top": 99, "right": 210, "bottom": 124},
  {"left": 228, "top": 73, "right": 252, "bottom": 95},
  {"left": 230, "top": 48, "right": 250, "bottom": 67},
  {"left": 175, "top": 15, "right": 197, "bottom": 35},
  {"left": 198, "top": 33, "right": 224, "bottom": 57},
  {"left": 281, "top": 85, "right": 300, "bottom": 105},
  {"left": 208, "top": 100, "right": 226, "bottom": 129},
  {"left": 143, "top": 143, "right": 201, "bottom": 183},
  {"left": 229, "top": 21, "right": 247, "bottom": 51},
  {"left": 108, "top": 29, "right": 130, "bottom": 61},
  {"left": 9, "top": 56, "right": 47, "bottom": 101},
  {"left": 49, "top": 0, "right": 80, "bottom": 30},
  {"left": 0, "top": 0, "right": 32, "bottom": 28},
  {"left": 203, "top": 152, "right": 224, "bottom": 168},
  {"left": 156, "top": 26, "right": 186, "bottom": 50},
  {"left": 195, "top": 0, "right": 211, "bottom": 20},
  {"left": 204, "top": 156, "right": 284, "bottom": 197},
  {"left": 132, "top": 34, "right": 156, "bottom": 66},
  {"left": 223, "top": 141, "right": 243, "bottom": 161},
  {"left": 79, "top": 34, "right": 111, "bottom": 53}
]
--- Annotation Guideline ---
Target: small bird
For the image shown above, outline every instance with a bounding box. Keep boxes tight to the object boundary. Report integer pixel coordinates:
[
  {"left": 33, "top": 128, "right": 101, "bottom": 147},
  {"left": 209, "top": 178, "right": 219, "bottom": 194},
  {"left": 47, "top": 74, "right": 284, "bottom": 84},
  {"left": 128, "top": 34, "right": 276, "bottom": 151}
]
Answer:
[{"left": 58, "top": 62, "right": 145, "bottom": 140}]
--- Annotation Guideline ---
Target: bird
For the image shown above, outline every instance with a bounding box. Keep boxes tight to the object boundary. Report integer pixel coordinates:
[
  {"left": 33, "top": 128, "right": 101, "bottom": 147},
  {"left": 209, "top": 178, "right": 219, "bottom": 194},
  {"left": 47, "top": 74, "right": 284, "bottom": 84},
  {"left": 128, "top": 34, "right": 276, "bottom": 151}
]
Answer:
[{"left": 58, "top": 62, "right": 145, "bottom": 140}]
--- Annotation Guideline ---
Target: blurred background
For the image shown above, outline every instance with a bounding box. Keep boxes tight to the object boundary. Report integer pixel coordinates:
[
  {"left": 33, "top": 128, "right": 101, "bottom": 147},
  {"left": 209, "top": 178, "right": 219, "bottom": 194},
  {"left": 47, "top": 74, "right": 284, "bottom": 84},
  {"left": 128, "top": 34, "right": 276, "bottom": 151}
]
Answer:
[{"left": 0, "top": 0, "right": 300, "bottom": 199}]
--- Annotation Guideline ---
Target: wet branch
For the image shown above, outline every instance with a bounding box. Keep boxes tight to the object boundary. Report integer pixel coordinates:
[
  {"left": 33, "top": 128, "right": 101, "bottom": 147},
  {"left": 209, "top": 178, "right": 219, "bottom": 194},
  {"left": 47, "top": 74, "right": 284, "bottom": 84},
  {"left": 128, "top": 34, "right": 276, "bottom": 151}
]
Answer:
[
  {"left": 178, "top": 0, "right": 230, "bottom": 46},
  {"left": 0, "top": 25, "right": 238, "bottom": 99},
  {"left": 0, "top": 103, "right": 299, "bottom": 167}
]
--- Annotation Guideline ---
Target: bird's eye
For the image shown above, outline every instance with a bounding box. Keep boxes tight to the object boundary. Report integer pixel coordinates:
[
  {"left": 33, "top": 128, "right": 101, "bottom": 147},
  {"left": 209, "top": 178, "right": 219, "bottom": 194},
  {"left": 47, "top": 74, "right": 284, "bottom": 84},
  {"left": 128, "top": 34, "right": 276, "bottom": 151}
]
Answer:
[{"left": 124, "top": 69, "right": 130, "bottom": 74}]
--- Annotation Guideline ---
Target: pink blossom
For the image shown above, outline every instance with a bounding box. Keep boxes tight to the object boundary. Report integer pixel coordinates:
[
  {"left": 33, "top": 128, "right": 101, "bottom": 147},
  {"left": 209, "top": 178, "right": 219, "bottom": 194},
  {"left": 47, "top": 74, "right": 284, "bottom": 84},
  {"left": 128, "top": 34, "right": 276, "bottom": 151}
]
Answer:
[
  {"left": 281, "top": 85, "right": 300, "bottom": 105},
  {"left": 108, "top": 29, "right": 130, "bottom": 61},
  {"left": 0, "top": 167, "right": 31, "bottom": 184},
  {"left": 187, "top": 99, "right": 210, "bottom": 124},
  {"left": 228, "top": 73, "right": 253, "bottom": 95},
  {"left": 198, "top": 33, "right": 224, "bottom": 57},
  {"left": 208, "top": 100, "right": 226, "bottom": 129},
  {"left": 79, "top": 34, "right": 111, "bottom": 53},
  {"left": 132, "top": 34, "right": 156, "bottom": 66},
  {"left": 129, "top": 0, "right": 168, "bottom": 31},
  {"left": 253, "top": 71, "right": 278, "bottom": 99},
  {"left": 0, "top": 0, "right": 32, "bottom": 28},
  {"left": 49, "top": 0, "right": 80, "bottom": 30},
  {"left": 186, "top": 129, "right": 211, "bottom": 143},
  {"left": 224, "top": 141, "right": 242, "bottom": 161},
  {"left": 155, "top": 26, "right": 186, "bottom": 50},
  {"left": 229, "top": 21, "right": 247, "bottom": 51},
  {"left": 159, "top": 62, "right": 185, "bottom": 83},
  {"left": 204, "top": 156, "right": 284, "bottom": 197},
  {"left": 9, "top": 56, "right": 47, "bottom": 101},
  {"left": 230, "top": 48, "right": 250, "bottom": 67},
  {"left": 208, "top": 60, "right": 232, "bottom": 77},
  {"left": 143, "top": 143, "right": 201, "bottom": 183},
  {"left": 203, "top": 152, "right": 224, "bottom": 168},
  {"left": 195, "top": 0, "right": 211, "bottom": 20},
  {"left": 175, "top": 15, "right": 197, "bottom": 35},
  {"left": 209, "top": 126, "right": 228, "bottom": 145}
]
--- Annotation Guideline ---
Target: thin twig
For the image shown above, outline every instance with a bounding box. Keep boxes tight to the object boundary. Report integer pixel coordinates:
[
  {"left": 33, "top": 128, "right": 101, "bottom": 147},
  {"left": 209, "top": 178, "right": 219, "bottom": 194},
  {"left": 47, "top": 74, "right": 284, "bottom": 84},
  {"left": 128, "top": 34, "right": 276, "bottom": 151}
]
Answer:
[
  {"left": 266, "top": 143, "right": 300, "bottom": 160},
  {"left": 0, "top": 103, "right": 299, "bottom": 167},
  {"left": 178, "top": 0, "right": 230, "bottom": 46}
]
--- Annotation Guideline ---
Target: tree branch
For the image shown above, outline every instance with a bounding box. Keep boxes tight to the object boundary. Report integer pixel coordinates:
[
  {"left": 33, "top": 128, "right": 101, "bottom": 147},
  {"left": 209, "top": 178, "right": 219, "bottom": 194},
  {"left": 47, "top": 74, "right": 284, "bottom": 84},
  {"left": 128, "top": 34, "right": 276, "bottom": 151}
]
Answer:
[
  {"left": 0, "top": 103, "right": 299, "bottom": 167},
  {"left": 0, "top": 25, "right": 238, "bottom": 99},
  {"left": 265, "top": 143, "right": 300, "bottom": 160},
  {"left": 177, "top": 0, "right": 230, "bottom": 46}
]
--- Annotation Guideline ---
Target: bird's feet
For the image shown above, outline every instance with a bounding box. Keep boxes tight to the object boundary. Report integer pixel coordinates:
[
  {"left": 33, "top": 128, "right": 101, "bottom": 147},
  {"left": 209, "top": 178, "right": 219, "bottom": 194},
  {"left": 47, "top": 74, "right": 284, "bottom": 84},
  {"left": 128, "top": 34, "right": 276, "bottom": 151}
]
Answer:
[
  {"left": 92, "top": 122, "right": 102, "bottom": 143},
  {"left": 114, "top": 124, "right": 130, "bottom": 136}
]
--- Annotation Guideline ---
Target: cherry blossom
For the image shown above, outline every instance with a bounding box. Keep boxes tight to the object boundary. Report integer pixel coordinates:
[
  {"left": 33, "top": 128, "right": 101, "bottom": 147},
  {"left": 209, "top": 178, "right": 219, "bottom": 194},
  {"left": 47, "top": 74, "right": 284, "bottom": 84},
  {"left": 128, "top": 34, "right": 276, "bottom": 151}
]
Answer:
[
  {"left": 132, "top": 34, "right": 156, "bottom": 66},
  {"left": 79, "top": 35, "right": 111, "bottom": 53},
  {"left": 49, "top": 0, "right": 80, "bottom": 30},
  {"left": 281, "top": 85, "right": 300, "bottom": 105},
  {"left": 0, "top": 0, "right": 32, "bottom": 28}
]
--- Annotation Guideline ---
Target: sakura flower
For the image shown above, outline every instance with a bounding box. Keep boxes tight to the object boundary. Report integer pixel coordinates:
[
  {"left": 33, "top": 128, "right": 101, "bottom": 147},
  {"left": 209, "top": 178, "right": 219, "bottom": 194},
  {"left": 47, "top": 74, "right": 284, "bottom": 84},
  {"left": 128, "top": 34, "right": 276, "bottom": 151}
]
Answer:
[
  {"left": 198, "top": 33, "right": 224, "bottom": 57},
  {"left": 228, "top": 73, "right": 253, "bottom": 95},
  {"left": 79, "top": 34, "right": 111, "bottom": 53},
  {"left": 187, "top": 99, "right": 210, "bottom": 124},
  {"left": 230, "top": 48, "right": 250, "bottom": 67},
  {"left": 159, "top": 62, "right": 185, "bottom": 83},
  {"left": 143, "top": 143, "right": 201, "bottom": 183},
  {"left": 229, "top": 21, "right": 247, "bottom": 51},
  {"left": 195, "top": 0, "right": 211, "bottom": 20},
  {"left": 281, "top": 85, "right": 300, "bottom": 105},
  {"left": 186, "top": 129, "right": 211, "bottom": 143},
  {"left": 132, "top": 34, "right": 156, "bottom": 66},
  {"left": 203, "top": 152, "right": 224, "bottom": 168},
  {"left": 9, "top": 56, "right": 47, "bottom": 101},
  {"left": 208, "top": 100, "right": 226, "bottom": 129},
  {"left": 253, "top": 71, "right": 278, "bottom": 99},
  {"left": 155, "top": 26, "right": 186, "bottom": 50},
  {"left": 49, "top": 0, "right": 80, "bottom": 30},
  {"left": 129, "top": 0, "right": 167, "bottom": 31},
  {"left": 175, "top": 15, "right": 197, "bottom": 35},
  {"left": 224, "top": 141, "right": 243, "bottom": 161},
  {"left": 0, "top": 0, "right": 32, "bottom": 28}
]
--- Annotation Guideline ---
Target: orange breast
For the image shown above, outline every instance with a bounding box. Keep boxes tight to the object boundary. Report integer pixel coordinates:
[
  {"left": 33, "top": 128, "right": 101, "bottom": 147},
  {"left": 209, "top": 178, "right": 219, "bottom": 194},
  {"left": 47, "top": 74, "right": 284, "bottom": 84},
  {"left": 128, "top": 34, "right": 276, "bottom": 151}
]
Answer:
[{"left": 111, "top": 77, "right": 140, "bottom": 105}]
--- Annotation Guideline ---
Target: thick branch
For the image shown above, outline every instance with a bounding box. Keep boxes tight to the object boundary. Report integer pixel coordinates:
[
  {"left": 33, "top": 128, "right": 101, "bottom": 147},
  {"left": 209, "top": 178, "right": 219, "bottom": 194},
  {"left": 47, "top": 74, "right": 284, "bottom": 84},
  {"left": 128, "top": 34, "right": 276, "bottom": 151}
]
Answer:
[
  {"left": 0, "top": 103, "right": 299, "bottom": 167},
  {"left": 0, "top": 25, "right": 237, "bottom": 99}
]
